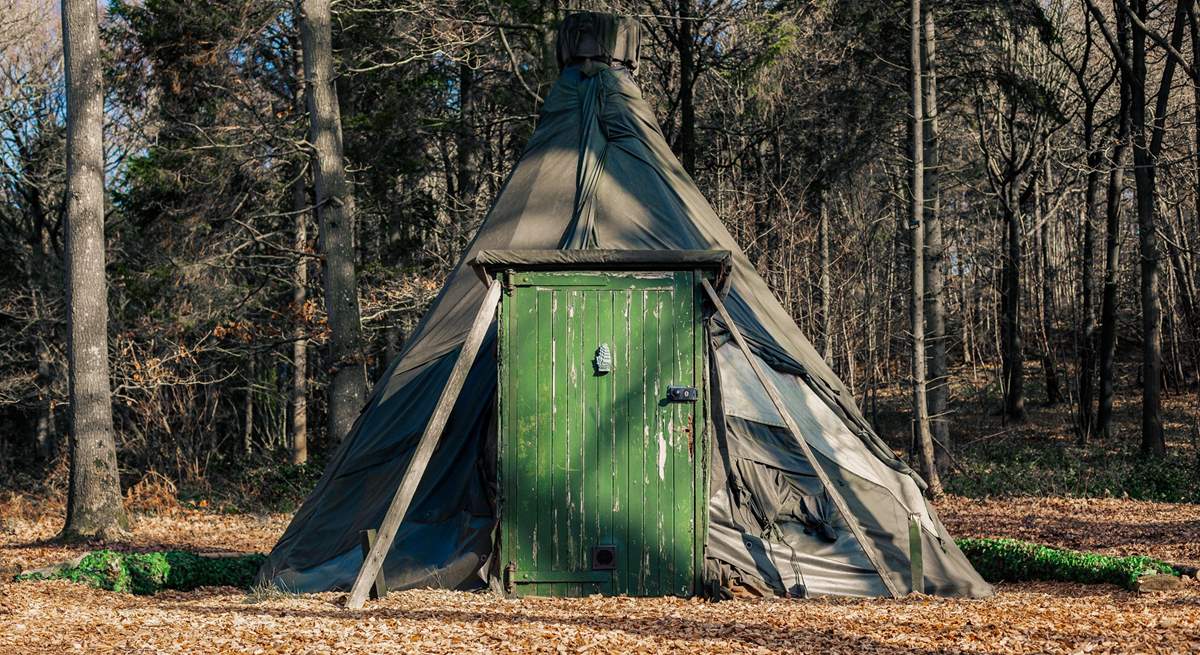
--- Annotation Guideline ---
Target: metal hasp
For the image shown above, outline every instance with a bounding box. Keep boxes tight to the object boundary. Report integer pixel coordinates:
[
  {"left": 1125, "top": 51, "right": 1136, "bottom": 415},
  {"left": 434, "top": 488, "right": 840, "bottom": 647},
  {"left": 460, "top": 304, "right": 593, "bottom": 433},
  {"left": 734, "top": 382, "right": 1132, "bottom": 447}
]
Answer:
[
  {"left": 476, "top": 249, "right": 730, "bottom": 598},
  {"left": 667, "top": 385, "right": 699, "bottom": 402}
]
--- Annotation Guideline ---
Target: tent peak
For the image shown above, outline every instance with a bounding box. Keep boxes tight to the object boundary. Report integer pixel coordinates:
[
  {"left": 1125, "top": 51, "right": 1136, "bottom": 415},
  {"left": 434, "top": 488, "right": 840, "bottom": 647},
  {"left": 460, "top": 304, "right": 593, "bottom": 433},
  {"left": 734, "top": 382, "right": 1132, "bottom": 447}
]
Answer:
[{"left": 557, "top": 11, "right": 641, "bottom": 71}]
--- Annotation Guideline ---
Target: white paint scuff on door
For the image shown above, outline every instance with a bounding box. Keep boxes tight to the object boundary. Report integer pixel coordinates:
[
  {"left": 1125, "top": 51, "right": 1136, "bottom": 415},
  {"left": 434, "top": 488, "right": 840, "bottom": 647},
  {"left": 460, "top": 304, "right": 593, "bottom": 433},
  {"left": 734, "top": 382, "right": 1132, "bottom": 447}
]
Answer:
[{"left": 657, "top": 432, "right": 667, "bottom": 481}]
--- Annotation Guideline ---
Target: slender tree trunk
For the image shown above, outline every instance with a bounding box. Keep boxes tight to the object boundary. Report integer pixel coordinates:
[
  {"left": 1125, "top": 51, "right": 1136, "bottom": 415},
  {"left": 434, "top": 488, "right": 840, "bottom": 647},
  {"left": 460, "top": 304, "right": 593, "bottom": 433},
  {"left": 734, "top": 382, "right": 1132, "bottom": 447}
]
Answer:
[
  {"left": 1079, "top": 109, "right": 1101, "bottom": 440},
  {"left": 297, "top": 0, "right": 367, "bottom": 444},
  {"left": 1000, "top": 188, "right": 1026, "bottom": 422},
  {"left": 1128, "top": 0, "right": 1178, "bottom": 455},
  {"left": 921, "top": 6, "right": 949, "bottom": 468},
  {"left": 1098, "top": 4, "right": 1132, "bottom": 438},
  {"left": 291, "top": 174, "right": 310, "bottom": 465},
  {"left": 454, "top": 60, "right": 480, "bottom": 251},
  {"left": 60, "top": 0, "right": 128, "bottom": 540},
  {"left": 243, "top": 356, "right": 255, "bottom": 455},
  {"left": 1097, "top": 100, "right": 1129, "bottom": 437},
  {"left": 30, "top": 214, "right": 57, "bottom": 461},
  {"left": 676, "top": 0, "right": 696, "bottom": 175},
  {"left": 819, "top": 199, "right": 832, "bottom": 363},
  {"left": 910, "top": 0, "right": 940, "bottom": 496},
  {"left": 1038, "top": 162, "right": 1064, "bottom": 405}
]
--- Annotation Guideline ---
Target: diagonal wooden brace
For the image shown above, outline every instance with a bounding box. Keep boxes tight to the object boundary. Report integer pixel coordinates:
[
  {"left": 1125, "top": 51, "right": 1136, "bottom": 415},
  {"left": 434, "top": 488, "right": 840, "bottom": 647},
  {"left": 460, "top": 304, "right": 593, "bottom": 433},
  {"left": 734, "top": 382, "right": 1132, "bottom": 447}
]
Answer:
[
  {"left": 700, "top": 279, "right": 901, "bottom": 598},
  {"left": 346, "top": 279, "right": 502, "bottom": 609}
]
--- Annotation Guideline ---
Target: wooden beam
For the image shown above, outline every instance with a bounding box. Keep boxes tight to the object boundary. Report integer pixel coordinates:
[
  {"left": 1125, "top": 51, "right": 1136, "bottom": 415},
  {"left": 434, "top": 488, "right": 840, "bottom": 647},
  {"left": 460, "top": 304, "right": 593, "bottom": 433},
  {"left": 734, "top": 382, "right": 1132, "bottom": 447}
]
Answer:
[
  {"left": 699, "top": 279, "right": 902, "bottom": 598},
  {"left": 346, "top": 279, "right": 502, "bottom": 609},
  {"left": 359, "top": 529, "right": 387, "bottom": 600}
]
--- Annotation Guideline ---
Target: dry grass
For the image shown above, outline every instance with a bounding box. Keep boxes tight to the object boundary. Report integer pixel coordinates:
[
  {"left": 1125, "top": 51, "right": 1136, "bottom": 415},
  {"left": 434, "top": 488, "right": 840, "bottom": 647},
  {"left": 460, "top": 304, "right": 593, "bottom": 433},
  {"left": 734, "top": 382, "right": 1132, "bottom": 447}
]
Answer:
[{"left": 2, "top": 498, "right": 1199, "bottom": 654}]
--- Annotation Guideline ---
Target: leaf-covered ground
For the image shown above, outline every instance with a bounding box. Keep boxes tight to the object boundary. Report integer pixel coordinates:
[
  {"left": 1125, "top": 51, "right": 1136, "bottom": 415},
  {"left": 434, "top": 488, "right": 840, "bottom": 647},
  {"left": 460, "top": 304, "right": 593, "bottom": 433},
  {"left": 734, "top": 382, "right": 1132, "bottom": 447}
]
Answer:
[{"left": 2, "top": 496, "right": 1199, "bottom": 653}]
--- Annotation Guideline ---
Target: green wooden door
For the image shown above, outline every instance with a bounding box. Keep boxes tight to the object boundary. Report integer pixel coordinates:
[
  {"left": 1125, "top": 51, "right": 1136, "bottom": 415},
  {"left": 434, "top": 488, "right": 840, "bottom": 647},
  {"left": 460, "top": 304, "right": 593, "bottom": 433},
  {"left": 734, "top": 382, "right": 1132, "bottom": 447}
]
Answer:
[{"left": 498, "top": 269, "right": 707, "bottom": 597}]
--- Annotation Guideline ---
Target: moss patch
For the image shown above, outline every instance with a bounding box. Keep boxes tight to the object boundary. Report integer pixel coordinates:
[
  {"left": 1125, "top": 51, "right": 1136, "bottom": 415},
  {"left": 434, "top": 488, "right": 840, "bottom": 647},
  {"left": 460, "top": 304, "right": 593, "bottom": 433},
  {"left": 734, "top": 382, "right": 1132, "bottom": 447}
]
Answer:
[
  {"left": 16, "top": 550, "right": 266, "bottom": 595},
  {"left": 956, "top": 537, "right": 1177, "bottom": 590}
]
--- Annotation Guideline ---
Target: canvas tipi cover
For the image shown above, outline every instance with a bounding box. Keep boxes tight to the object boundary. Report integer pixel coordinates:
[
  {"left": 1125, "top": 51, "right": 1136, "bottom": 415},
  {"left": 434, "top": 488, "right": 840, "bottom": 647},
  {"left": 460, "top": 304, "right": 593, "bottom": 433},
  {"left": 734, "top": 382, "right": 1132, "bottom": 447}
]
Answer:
[{"left": 260, "top": 13, "right": 992, "bottom": 599}]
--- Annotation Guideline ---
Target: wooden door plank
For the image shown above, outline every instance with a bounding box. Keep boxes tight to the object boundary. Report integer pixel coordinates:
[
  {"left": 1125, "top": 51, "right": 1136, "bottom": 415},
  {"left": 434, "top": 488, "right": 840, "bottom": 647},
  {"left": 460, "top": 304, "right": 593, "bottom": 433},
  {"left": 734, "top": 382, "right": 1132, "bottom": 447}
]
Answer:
[
  {"left": 670, "top": 271, "right": 694, "bottom": 595},
  {"left": 565, "top": 289, "right": 582, "bottom": 597},
  {"left": 551, "top": 288, "right": 570, "bottom": 597},
  {"left": 510, "top": 285, "right": 540, "bottom": 596},
  {"left": 627, "top": 290, "right": 647, "bottom": 594},
  {"left": 535, "top": 290, "right": 555, "bottom": 597},
  {"left": 612, "top": 289, "right": 632, "bottom": 594},
  {"left": 699, "top": 279, "right": 902, "bottom": 599},
  {"left": 693, "top": 272, "right": 709, "bottom": 591},
  {"left": 346, "top": 279, "right": 502, "bottom": 609},
  {"left": 648, "top": 287, "right": 667, "bottom": 595},
  {"left": 581, "top": 289, "right": 600, "bottom": 587}
]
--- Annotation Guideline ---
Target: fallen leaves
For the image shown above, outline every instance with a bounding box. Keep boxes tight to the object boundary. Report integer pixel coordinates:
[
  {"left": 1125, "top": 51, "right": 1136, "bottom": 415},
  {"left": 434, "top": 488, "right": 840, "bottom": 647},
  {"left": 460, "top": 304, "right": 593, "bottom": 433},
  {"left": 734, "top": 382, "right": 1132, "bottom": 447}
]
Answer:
[
  {"left": 2, "top": 497, "right": 1199, "bottom": 653},
  {"left": 937, "top": 495, "right": 1200, "bottom": 568},
  {"left": 1, "top": 581, "right": 1198, "bottom": 654}
]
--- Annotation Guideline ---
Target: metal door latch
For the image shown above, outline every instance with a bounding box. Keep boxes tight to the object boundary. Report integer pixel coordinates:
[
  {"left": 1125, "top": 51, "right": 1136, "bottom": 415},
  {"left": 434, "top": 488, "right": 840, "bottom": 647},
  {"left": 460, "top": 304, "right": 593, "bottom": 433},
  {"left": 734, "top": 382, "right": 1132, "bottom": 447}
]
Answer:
[{"left": 667, "top": 385, "right": 699, "bottom": 402}]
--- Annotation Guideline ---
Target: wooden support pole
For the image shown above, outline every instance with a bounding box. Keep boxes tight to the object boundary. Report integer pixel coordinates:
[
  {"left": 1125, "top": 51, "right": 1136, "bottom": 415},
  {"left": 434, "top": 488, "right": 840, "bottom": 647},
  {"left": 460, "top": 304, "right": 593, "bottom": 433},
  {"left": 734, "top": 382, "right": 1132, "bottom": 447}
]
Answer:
[
  {"left": 346, "top": 279, "right": 502, "bottom": 609},
  {"left": 359, "top": 529, "right": 388, "bottom": 600},
  {"left": 908, "top": 513, "right": 924, "bottom": 594},
  {"left": 699, "top": 279, "right": 902, "bottom": 598}
]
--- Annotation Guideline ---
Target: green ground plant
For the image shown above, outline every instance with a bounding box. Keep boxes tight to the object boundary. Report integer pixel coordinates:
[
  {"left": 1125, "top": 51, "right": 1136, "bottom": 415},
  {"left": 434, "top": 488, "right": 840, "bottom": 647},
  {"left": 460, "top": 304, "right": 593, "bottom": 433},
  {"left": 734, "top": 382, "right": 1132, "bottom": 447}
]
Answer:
[
  {"left": 955, "top": 537, "right": 1177, "bottom": 590},
  {"left": 16, "top": 550, "right": 266, "bottom": 595}
]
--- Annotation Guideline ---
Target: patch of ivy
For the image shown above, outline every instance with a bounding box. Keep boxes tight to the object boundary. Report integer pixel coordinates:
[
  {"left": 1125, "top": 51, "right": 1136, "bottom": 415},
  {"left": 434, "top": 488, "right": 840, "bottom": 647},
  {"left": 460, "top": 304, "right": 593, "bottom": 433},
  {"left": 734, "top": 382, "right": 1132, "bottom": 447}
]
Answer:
[
  {"left": 956, "top": 537, "right": 1176, "bottom": 590},
  {"left": 16, "top": 550, "right": 266, "bottom": 595}
]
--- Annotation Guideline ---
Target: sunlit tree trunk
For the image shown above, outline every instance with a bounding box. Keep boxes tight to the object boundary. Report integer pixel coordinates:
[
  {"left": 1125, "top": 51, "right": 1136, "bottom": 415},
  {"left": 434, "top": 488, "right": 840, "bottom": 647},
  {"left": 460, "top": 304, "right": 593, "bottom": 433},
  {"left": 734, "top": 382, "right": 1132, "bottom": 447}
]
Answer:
[
  {"left": 60, "top": 0, "right": 128, "bottom": 540},
  {"left": 291, "top": 173, "right": 310, "bottom": 465},
  {"left": 297, "top": 0, "right": 368, "bottom": 444},
  {"left": 921, "top": 6, "right": 949, "bottom": 468},
  {"left": 910, "top": 0, "right": 940, "bottom": 496},
  {"left": 819, "top": 199, "right": 832, "bottom": 363}
]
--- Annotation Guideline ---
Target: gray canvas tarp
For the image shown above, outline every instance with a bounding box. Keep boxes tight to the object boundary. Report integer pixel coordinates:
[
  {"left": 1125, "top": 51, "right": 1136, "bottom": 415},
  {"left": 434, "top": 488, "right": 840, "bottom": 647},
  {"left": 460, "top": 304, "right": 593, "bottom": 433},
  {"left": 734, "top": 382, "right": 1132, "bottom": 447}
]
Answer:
[{"left": 259, "top": 13, "right": 991, "bottom": 599}]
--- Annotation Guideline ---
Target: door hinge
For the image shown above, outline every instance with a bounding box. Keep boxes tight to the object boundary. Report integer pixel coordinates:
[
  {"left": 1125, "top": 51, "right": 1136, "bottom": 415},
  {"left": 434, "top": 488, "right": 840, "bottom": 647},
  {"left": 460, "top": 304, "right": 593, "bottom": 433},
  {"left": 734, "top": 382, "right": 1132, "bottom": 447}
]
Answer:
[
  {"left": 504, "top": 560, "right": 516, "bottom": 594},
  {"left": 502, "top": 269, "right": 515, "bottom": 296}
]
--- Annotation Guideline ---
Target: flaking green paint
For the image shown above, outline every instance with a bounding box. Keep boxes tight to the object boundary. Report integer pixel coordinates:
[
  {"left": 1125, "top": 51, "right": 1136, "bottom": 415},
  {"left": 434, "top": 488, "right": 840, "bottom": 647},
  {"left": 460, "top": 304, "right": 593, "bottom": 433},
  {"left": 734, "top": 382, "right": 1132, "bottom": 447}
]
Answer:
[{"left": 498, "top": 269, "right": 709, "bottom": 597}]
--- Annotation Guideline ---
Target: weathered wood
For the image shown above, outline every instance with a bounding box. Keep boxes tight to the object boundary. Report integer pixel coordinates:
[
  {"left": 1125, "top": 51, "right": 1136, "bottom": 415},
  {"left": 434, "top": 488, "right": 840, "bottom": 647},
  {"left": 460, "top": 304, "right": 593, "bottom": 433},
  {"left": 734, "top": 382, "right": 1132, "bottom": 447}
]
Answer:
[
  {"left": 358, "top": 529, "right": 387, "bottom": 600},
  {"left": 346, "top": 279, "right": 501, "bottom": 609},
  {"left": 498, "top": 271, "right": 703, "bottom": 597},
  {"left": 700, "top": 279, "right": 902, "bottom": 598},
  {"left": 908, "top": 513, "right": 924, "bottom": 594}
]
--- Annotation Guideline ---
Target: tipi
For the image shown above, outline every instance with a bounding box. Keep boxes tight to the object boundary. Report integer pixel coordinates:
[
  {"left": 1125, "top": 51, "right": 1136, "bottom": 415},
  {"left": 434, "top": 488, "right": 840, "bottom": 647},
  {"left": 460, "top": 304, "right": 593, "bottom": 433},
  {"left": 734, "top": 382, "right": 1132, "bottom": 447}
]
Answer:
[{"left": 260, "top": 12, "right": 992, "bottom": 601}]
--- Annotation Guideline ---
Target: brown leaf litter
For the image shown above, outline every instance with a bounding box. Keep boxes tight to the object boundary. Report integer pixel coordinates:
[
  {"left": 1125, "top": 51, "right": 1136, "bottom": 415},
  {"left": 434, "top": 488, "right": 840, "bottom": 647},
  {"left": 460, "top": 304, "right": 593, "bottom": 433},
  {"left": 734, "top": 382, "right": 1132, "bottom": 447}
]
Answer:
[{"left": 1, "top": 495, "right": 1197, "bottom": 654}]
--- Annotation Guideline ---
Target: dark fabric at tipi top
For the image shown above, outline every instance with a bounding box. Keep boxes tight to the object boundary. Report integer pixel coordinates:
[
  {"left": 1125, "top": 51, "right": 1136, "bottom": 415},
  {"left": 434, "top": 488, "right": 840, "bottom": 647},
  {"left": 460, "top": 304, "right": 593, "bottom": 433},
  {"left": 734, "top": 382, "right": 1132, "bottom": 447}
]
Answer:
[{"left": 259, "top": 13, "right": 992, "bottom": 599}]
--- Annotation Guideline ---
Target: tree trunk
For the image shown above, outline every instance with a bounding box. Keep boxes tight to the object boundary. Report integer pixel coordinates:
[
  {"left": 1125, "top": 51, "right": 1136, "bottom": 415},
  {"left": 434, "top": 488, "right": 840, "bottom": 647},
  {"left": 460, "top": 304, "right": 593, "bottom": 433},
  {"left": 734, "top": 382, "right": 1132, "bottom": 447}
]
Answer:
[
  {"left": 819, "top": 199, "right": 832, "bottom": 363},
  {"left": 297, "top": 0, "right": 368, "bottom": 444},
  {"left": 676, "top": 0, "right": 696, "bottom": 175},
  {"left": 1098, "top": 6, "right": 1132, "bottom": 438},
  {"left": 1128, "top": 0, "right": 1178, "bottom": 456},
  {"left": 454, "top": 60, "right": 480, "bottom": 251},
  {"left": 921, "top": 6, "right": 949, "bottom": 468},
  {"left": 60, "top": 0, "right": 128, "bottom": 540},
  {"left": 1038, "top": 162, "right": 1064, "bottom": 405},
  {"left": 1000, "top": 189, "right": 1026, "bottom": 422},
  {"left": 291, "top": 174, "right": 310, "bottom": 466},
  {"left": 910, "top": 0, "right": 940, "bottom": 496},
  {"left": 243, "top": 356, "right": 255, "bottom": 455},
  {"left": 1079, "top": 107, "right": 1101, "bottom": 441}
]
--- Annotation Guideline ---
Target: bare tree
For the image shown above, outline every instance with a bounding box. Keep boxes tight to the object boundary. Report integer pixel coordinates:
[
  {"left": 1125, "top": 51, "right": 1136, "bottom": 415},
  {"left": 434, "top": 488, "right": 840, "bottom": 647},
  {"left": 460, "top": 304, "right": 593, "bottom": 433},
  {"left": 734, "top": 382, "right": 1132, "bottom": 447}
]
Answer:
[
  {"left": 1126, "top": 0, "right": 1181, "bottom": 456},
  {"left": 291, "top": 172, "right": 310, "bottom": 465},
  {"left": 297, "top": 0, "right": 368, "bottom": 443},
  {"left": 60, "top": 0, "right": 128, "bottom": 540},
  {"left": 921, "top": 5, "right": 949, "bottom": 467},
  {"left": 910, "top": 0, "right": 940, "bottom": 496}
]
